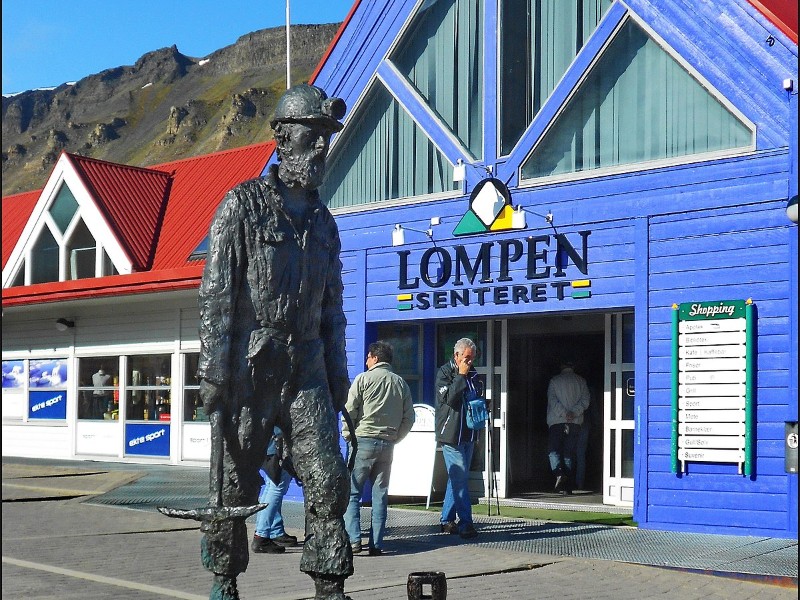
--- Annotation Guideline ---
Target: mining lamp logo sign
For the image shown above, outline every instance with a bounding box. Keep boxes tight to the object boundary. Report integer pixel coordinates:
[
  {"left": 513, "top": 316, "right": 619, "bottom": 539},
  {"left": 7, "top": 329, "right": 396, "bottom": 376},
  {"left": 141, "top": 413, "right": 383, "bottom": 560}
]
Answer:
[
  {"left": 395, "top": 181, "right": 592, "bottom": 311},
  {"left": 453, "top": 178, "right": 518, "bottom": 236}
]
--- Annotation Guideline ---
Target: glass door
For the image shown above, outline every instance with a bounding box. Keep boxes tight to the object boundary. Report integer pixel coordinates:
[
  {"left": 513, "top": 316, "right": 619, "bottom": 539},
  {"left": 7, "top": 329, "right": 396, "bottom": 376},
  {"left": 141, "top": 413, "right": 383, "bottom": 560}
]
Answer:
[{"left": 603, "top": 312, "right": 635, "bottom": 506}]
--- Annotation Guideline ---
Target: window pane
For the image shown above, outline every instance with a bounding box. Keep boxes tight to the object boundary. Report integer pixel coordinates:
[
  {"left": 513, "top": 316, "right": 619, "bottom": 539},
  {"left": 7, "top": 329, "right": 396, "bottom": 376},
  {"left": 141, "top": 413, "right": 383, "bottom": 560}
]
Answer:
[
  {"left": 521, "top": 19, "right": 753, "bottom": 179},
  {"left": 392, "top": 0, "right": 483, "bottom": 158},
  {"left": 436, "top": 321, "right": 487, "bottom": 367},
  {"left": 375, "top": 323, "right": 422, "bottom": 404},
  {"left": 621, "top": 429, "right": 634, "bottom": 478},
  {"left": 50, "top": 185, "right": 79, "bottom": 235},
  {"left": 321, "top": 82, "right": 456, "bottom": 208},
  {"left": 500, "top": 0, "right": 612, "bottom": 154},
  {"left": 183, "top": 353, "right": 204, "bottom": 422},
  {"left": 77, "top": 357, "right": 119, "bottom": 420},
  {"left": 67, "top": 219, "right": 96, "bottom": 280},
  {"left": 622, "top": 370, "right": 634, "bottom": 421},
  {"left": 622, "top": 312, "right": 635, "bottom": 364},
  {"left": 10, "top": 262, "right": 25, "bottom": 287},
  {"left": 31, "top": 226, "right": 59, "bottom": 284},
  {"left": 102, "top": 249, "right": 118, "bottom": 276},
  {"left": 29, "top": 359, "right": 68, "bottom": 388},
  {"left": 127, "top": 355, "right": 171, "bottom": 422}
]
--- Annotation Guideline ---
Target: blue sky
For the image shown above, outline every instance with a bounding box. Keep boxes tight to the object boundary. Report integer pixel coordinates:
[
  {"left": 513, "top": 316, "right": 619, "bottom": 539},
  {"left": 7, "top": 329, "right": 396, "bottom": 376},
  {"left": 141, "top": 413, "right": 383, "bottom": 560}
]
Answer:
[{"left": 2, "top": 0, "right": 354, "bottom": 95}]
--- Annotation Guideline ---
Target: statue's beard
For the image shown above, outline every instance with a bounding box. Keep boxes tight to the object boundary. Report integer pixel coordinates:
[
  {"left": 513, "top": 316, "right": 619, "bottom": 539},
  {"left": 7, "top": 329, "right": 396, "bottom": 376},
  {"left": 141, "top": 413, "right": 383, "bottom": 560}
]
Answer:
[{"left": 279, "top": 151, "right": 326, "bottom": 190}]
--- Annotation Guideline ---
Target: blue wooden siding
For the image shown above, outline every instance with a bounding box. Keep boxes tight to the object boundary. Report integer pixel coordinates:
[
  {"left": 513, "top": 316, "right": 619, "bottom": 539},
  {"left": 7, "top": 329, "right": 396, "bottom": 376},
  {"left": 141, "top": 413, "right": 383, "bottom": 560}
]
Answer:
[
  {"left": 643, "top": 199, "right": 795, "bottom": 536},
  {"left": 305, "top": 0, "right": 797, "bottom": 537}
]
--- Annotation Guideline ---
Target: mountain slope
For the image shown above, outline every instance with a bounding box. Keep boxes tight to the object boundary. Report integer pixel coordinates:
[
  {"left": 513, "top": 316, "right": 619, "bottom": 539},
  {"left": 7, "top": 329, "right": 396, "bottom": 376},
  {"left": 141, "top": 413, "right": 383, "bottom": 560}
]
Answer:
[{"left": 1, "top": 23, "right": 339, "bottom": 196}]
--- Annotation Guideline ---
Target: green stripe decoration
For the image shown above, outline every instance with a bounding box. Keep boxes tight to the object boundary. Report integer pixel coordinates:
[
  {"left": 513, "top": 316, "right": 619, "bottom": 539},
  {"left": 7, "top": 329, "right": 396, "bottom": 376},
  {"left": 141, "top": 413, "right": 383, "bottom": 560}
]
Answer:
[
  {"left": 671, "top": 304, "right": 679, "bottom": 474},
  {"left": 745, "top": 300, "right": 754, "bottom": 476}
]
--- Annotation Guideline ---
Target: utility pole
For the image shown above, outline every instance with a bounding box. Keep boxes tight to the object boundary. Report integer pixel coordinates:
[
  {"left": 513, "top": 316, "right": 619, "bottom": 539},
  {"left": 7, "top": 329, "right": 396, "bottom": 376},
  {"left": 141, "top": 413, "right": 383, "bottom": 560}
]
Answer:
[{"left": 286, "top": 0, "right": 291, "bottom": 89}]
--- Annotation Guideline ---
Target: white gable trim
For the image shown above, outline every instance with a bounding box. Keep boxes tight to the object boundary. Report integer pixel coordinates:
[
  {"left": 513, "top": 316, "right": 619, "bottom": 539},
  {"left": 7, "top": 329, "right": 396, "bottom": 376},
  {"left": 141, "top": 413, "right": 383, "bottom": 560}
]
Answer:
[{"left": 2, "top": 153, "right": 133, "bottom": 288}]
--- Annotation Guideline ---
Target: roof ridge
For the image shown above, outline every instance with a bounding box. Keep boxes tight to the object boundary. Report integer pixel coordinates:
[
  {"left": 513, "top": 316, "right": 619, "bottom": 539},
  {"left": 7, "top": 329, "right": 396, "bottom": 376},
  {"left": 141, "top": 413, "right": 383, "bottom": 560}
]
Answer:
[
  {"left": 66, "top": 152, "right": 172, "bottom": 178},
  {"left": 150, "top": 140, "right": 275, "bottom": 171}
]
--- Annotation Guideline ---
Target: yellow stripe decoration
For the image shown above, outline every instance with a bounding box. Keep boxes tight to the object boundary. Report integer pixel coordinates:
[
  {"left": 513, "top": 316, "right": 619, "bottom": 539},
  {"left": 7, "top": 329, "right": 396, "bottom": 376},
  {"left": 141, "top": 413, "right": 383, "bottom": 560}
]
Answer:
[
  {"left": 397, "top": 294, "right": 413, "bottom": 301},
  {"left": 571, "top": 280, "right": 591, "bottom": 288}
]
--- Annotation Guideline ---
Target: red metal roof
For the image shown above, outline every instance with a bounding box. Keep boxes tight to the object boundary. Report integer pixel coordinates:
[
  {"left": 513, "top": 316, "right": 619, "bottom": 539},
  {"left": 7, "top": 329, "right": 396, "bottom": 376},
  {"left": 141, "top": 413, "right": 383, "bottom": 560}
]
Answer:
[
  {"left": 2, "top": 190, "right": 39, "bottom": 269},
  {"left": 149, "top": 142, "right": 275, "bottom": 270},
  {"left": 68, "top": 153, "right": 171, "bottom": 270},
  {"left": 748, "top": 0, "right": 798, "bottom": 43},
  {"left": 2, "top": 142, "right": 274, "bottom": 307}
]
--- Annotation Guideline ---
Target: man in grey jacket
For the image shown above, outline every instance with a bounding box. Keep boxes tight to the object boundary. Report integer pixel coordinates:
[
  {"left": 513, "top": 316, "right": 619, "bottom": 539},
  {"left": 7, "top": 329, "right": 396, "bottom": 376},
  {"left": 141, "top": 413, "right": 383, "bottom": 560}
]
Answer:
[
  {"left": 547, "top": 361, "right": 591, "bottom": 495},
  {"left": 343, "top": 341, "right": 414, "bottom": 556}
]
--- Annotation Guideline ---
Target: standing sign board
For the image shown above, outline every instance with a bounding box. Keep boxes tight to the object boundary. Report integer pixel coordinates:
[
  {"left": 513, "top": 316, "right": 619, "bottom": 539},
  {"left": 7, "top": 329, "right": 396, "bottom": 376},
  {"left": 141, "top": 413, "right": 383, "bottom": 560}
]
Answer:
[
  {"left": 671, "top": 300, "right": 754, "bottom": 475},
  {"left": 388, "top": 404, "right": 439, "bottom": 506}
]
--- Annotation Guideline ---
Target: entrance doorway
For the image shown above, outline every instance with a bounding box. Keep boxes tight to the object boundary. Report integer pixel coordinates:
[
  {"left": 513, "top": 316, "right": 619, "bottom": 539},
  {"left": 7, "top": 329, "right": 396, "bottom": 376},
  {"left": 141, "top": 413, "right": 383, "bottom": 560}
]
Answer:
[{"left": 506, "top": 314, "right": 605, "bottom": 496}]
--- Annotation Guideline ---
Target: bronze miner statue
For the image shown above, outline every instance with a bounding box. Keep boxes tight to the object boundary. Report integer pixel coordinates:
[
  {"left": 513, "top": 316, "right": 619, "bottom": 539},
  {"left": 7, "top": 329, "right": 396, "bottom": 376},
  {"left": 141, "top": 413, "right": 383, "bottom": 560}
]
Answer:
[{"left": 160, "top": 84, "right": 353, "bottom": 600}]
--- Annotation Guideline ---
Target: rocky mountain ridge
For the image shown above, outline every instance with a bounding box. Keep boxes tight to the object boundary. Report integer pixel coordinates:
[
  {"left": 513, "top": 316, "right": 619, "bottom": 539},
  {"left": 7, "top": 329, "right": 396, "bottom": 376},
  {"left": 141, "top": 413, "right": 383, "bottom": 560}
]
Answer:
[{"left": 2, "top": 23, "right": 340, "bottom": 196}]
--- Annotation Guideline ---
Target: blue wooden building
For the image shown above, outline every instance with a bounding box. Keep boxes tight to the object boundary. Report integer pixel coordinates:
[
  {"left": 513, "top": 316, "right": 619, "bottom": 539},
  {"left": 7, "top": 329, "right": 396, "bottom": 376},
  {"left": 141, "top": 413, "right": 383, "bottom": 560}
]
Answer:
[{"left": 287, "top": 0, "right": 797, "bottom": 538}]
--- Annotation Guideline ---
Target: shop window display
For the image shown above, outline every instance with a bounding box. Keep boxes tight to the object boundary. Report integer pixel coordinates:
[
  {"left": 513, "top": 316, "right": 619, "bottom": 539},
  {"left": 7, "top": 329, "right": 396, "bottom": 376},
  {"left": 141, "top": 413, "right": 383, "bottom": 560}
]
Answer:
[
  {"left": 126, "top": 355, "right": 172, "bottom": 422},
  {"left": 183, "top": 353, "right": 206, "bottom": 421},
  {"left": 77, "top": 357, "right": 120, "bottom": 420}
]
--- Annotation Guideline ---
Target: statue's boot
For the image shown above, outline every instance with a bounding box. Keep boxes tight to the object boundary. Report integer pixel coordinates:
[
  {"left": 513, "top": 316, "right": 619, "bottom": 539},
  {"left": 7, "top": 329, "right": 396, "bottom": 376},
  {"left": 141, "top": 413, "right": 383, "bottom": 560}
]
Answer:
[
  {"left": 314, "top": 575, "right": 352, "bottom": 600},
  {"left": 210, "top": 574, "right": 240, "bottom": 600}
]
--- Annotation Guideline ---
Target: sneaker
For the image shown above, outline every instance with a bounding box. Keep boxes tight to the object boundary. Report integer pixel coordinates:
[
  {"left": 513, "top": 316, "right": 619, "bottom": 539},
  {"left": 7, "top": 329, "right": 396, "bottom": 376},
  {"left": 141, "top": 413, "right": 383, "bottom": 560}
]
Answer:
[
  {"left": 351, "top": 540, "right": 363, "bottom": 554},
  {"left": 440, "top": 521, "right": 459, "bottom": 535},
  {"left": 460, "top": 525, "right": 478, "bottom": 539},
  {"left": 251, "top": 535, "right": 286, "bottom": 554},
  {"left": 367, "top": 547, "right": 383, "bottom": 556},
  {"left": 271, "top": 533, "right": 298, "bottom": 548}
]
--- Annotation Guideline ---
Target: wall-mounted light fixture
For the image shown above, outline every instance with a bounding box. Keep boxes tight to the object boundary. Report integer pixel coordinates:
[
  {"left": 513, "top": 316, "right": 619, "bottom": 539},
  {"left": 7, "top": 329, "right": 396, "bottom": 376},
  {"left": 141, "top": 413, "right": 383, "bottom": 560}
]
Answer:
[
  {"left": 512, "top": 206, "right": 559, "bottom": 235},
  {"left": 392, "top": 218, "right": 440, "bottom": 247},
  {"left": 55, "top": 318, "right": 75, "bottom": 332},
  {"left": 787, "top": 194, "right": 798, "bottom": 224}
]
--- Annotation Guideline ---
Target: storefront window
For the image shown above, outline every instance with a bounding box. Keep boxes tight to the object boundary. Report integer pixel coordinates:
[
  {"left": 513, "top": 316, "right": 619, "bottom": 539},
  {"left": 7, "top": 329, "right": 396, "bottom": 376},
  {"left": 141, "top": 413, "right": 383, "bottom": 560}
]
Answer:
[
  {"left": 77, "top": 357, "right": 120, "bottom": 420},
  {"left": 436, "top": 321, "right": 487, "bottom": 367},
  {"left": 28, "top": 358, "right": 68, "bottom": 420},
  {"left": 126, "top": 355, "right": 171, "bottom": 422},
  {"left": 184, "top": 353, "right": 206, "bottom": 421},
  {"left": 2, "top": 360, "right": 26, "bottom": 420},
  {"left": 376, "top": 323, "right": 423, "bottom": 404}
]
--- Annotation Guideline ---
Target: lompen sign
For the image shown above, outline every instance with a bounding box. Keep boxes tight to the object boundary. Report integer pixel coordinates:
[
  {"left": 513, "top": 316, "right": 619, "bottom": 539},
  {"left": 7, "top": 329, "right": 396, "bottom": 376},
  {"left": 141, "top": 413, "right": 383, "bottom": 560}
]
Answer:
[{"left": 671, "top": 300, "right": 754, "bottom": 475}]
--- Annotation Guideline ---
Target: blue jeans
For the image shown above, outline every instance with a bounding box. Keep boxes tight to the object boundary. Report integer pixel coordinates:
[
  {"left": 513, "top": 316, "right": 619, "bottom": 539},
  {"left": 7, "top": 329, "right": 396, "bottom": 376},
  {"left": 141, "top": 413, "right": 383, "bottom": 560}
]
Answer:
[
  {"left": 344, "top": 437, "right": 394, "bottom": 549},
  {"left": 440, "top": 442, "right": 475, "bottom": 531},
  {"left": 254, "top": 467, "right": 292, "bottom": 538},
  {"left": 548, "top": 423, "right": 581, "bottom": 486}
]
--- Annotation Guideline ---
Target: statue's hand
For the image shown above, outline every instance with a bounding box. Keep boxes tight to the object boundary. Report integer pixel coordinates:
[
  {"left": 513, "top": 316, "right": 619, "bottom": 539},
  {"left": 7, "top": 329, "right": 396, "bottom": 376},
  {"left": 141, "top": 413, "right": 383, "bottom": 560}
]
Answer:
[{"left": 200, "top": 379, "right": 225, "bottom": 413}]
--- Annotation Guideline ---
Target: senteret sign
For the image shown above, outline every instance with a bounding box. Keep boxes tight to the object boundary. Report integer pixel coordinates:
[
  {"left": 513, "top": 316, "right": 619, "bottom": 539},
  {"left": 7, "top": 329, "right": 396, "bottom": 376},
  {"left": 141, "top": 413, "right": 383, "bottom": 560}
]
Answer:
[{"left": 396, "top": 231, "right": 591, "bottom": 311}]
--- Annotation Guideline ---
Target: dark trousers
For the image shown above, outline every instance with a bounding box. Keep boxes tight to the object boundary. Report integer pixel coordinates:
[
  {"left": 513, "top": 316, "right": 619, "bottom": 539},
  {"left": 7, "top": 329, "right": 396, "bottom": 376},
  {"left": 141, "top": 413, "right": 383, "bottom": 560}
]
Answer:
[{"left": 548, "top": 423, "right": 581, "bottom": 489}]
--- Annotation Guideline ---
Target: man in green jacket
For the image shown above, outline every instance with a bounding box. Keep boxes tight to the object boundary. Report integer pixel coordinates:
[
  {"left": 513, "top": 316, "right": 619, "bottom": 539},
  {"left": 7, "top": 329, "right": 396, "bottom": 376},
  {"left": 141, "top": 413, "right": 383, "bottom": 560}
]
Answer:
[{"left": 343, "top": 341, "right": 415, "bottom": 555}]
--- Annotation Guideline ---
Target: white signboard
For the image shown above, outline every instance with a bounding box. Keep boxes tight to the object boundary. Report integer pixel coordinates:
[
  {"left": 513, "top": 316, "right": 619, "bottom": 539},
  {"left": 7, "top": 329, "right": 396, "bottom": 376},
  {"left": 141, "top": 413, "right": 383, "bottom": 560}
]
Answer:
[
  {"left": 388, "top": 404, "right": 438, "bottom": 499},
  {"left": 679, "top": 422, "right": 745, "bottom": 436},
  {"left": 679, "top": 397, "right": 746, "bottom": 410},
  {"left": 678, "top": 449, "right": 745, "bottom": 463},
  {"left": 75, "top": 421, "right": 119, "bottom": 456},
  {"left": 673, "top": 300, "right": 752, "bottom": 473},
  {"left": 182, "top": 422, "right": 211, "bottom": 461}
]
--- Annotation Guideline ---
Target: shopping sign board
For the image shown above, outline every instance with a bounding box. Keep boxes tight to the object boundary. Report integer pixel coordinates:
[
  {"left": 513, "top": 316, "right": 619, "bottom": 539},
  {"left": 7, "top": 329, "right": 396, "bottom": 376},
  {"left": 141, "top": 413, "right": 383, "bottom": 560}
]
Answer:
[
  {"left": 671, "top": 300, "right": 754, "bottom": 475},
  {"left": 125, "top": 423, "right": 170, "bottom": 456}
]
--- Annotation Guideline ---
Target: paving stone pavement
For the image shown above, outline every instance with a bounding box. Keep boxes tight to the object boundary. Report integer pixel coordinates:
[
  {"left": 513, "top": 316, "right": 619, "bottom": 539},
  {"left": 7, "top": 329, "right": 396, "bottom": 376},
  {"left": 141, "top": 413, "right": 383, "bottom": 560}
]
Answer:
[{"left": 2, "top": 458, "right": 797, "bottom": 600}]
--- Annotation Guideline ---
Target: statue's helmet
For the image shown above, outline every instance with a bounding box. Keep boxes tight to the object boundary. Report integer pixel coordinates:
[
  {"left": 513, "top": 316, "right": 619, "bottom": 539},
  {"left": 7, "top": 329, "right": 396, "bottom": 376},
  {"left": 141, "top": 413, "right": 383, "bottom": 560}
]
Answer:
[{"left": 270, "top": 83, "right": 346, "bottom": 132}]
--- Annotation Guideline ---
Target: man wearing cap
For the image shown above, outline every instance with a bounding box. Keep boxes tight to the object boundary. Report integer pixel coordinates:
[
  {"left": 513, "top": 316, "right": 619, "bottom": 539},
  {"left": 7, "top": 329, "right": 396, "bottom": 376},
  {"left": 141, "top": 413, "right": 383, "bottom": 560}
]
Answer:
[{"left": 197, "top": 83, "right": 353, "bottom": 600}]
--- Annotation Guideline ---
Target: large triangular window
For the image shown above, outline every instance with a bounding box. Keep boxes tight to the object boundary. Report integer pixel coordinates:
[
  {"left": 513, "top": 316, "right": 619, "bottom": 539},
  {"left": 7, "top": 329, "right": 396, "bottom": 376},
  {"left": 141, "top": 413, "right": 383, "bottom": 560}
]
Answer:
[
  {"left": 499, "top": 0, "right": 613, "bottom": 155},
  {"left": 520, "top": 17, "right": 754, "bottom": 181},
  {"left": 5, "top": 182, "right": 120, "bottom": 287},
  {"left": 390, "top": 0, "right": 483, "bottom": 160},
  {"left": 321, "top": 82, "right": 457, "bottom": 209}
]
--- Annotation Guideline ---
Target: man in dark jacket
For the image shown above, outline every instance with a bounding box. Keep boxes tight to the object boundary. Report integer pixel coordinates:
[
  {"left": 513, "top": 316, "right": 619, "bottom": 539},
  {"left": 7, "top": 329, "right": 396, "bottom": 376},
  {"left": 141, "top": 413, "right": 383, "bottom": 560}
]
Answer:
[
  {"left": 197, "top": 84, "right": 353, "bottom": 600},
  {"left": 434, "top": 337, "right": 482, "bottom": 539}
]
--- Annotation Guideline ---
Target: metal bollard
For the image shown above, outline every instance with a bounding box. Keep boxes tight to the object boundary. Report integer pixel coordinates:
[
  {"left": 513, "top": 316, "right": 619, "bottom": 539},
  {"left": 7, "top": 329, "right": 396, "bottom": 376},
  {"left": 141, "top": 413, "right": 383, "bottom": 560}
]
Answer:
[{"left": 407, "top": 571, "right": 447, "bottom": 600}]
